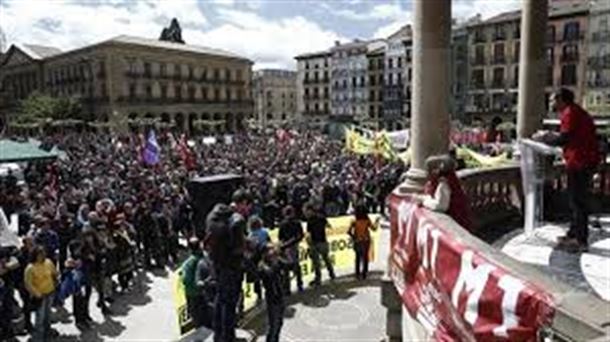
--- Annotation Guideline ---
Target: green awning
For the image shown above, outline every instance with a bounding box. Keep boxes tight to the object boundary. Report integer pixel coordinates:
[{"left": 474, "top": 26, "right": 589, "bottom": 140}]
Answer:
[{"left": 0, "top": 139, "right": 60, "bottom": 163}]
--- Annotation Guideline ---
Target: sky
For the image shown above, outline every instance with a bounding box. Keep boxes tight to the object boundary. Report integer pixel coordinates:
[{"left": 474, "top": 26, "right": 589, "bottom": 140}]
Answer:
[{"left": 0, "top": 0, "right": 522, "bottom": 70}]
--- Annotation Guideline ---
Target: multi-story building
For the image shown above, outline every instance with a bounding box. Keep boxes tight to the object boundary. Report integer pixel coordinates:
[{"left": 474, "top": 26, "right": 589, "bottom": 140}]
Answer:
[
  {"left": 465, "top": 1, "right": 589, "bottom": 122},
  {"left": 383, "top": 25, "right": 412, "bottom": 130},
  {"left": 0, "top": 34, "right": 253, "bottom": 134},
  {"left": 366, "top": 45, "right": 385, "bottom": 130},
  {"left": 330, "top": 40, "right": 370, "bottom": 124},
  {"left": 450, "top": 22, "right": 470, "bottom": 121},
  {"left": 586, "top": 0, "right": 610, "bottom": 116},
  {"left": 294, "top": 50, "right": 332, "bottom": 127},
  {"left": 253, "top": 69, "right": 297, "bottom": 128}
]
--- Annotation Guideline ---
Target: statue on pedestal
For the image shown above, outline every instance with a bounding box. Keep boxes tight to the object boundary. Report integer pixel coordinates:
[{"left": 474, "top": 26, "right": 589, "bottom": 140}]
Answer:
[{"left": 159, "top": 18, "right": 185, "bottom": 44}]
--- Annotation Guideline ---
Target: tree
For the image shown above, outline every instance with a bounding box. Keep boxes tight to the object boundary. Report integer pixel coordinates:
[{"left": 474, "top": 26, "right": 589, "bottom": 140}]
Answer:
[{"left": 18, "top": 91, "right": 84, "bottom": 122}]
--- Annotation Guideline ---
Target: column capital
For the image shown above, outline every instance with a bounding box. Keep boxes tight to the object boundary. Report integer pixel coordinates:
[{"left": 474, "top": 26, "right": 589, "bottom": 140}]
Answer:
[{"left": 397, "top": 168, "right": 427, "bottom": 194}]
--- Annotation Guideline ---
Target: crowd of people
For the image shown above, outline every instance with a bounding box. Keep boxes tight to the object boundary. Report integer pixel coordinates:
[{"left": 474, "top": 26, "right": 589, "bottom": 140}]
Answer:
[{"left": 0, "top": 129, "right": 405, "bottom": 341}]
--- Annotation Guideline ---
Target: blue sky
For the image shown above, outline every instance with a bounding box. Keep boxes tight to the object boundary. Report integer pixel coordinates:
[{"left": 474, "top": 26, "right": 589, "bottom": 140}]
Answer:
[{"left": 0, "top": 0, "right": 521, "bottom": 70}]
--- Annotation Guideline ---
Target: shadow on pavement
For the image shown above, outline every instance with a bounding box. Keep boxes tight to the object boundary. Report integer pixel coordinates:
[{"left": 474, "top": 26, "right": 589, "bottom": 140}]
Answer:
[{"left": 241, "top": 272, "right": 382, "bottom": 338}]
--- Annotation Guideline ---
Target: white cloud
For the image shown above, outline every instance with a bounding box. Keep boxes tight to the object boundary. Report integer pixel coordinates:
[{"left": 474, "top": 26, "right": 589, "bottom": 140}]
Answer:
[
  {"left": 190, "top": 8, "right": 347, "bottom": 69},
  {"left": 329, "top": 2, "right": 411, "bottom": 22},
  {"left": 373, "top": 21, "right": 406, "bottom": 39},
  {"left": 0, "top": 1, "right": 344, "bottom": 70},
  {"left": 453, "top": 0, "right": 521, "bottom": 22},
  {"left": 0, "top": 0, "right": 207, "bottom": 51}
]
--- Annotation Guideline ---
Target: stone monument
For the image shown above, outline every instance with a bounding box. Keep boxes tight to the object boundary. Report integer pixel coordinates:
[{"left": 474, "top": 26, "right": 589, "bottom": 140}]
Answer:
[{"left": 159, "top": 18, "right": 185, "bottom": 44}]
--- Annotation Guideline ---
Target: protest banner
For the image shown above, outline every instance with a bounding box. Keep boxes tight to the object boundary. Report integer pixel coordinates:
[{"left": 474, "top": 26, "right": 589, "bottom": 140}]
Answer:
[
  {"left": 388, "top": 194, "right": 554, "bottom": 340},
  {"left": 173, "top": 214, "right": 380, "bottom": 337}
]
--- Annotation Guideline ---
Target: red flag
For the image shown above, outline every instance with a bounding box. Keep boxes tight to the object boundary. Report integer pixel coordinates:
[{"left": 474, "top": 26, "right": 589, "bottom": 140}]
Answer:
[{"left": 177, "top": 134, "right": 197, "bottom": 170}]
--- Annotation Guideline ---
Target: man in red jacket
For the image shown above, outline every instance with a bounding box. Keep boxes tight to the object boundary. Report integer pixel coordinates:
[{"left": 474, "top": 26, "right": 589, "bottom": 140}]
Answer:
[{"left": 550, "top": 88, "right": 600, "bottom": 251}]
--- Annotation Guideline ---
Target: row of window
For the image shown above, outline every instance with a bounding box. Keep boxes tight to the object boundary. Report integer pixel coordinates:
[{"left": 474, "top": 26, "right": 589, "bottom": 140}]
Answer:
[
  {"left": 473, "top": 21, "right": 582, "bottom": 44},
  {"left": 128, "top": 83, "right": 245, "bottom": 102},
  {"left": 127, "top": 60, "right": 244, "bottom": 83},
  {"left": 47, "top": 61, "right": 105, "bottom": 86},
  {"left": 304, "top": 59, "right": 330, "bottom": 70},
  {"left": 473, "top": 43, "right": 580, "bottom": 65},
  {"left": 471, "top": 63, "right": 578, "bottom": 88},
  {"left": 304, "top": 102, "right": 330, "bottom": 114}
]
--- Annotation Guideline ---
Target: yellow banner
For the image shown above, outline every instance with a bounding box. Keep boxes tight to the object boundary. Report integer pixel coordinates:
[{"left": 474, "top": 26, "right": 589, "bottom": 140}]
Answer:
[{"left": 173, "top": 214, "right": 380, "bottom": 337}]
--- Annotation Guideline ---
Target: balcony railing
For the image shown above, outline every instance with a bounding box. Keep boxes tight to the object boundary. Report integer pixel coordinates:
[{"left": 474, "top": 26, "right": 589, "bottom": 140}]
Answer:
[
  {"left": 592, "top": 31, "right": 610, "bottom": 43},
  {"left": 472, "top": 58, "right": 487, "bottom": 66},
  {"left": 474, "top": 34, "right": 487, "bottom": 43},
  {"left": 492, "top": 56, "right": 506, "bottom": 65},
  {"left": 561, "top": 53, "right": 579, "bottom": 63}
]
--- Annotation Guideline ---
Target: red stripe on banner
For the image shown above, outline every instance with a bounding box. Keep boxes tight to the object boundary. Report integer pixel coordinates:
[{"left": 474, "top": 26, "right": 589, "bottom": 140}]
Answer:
[{"left": 388, "top": 193, "right": 555, "bottom": 341}]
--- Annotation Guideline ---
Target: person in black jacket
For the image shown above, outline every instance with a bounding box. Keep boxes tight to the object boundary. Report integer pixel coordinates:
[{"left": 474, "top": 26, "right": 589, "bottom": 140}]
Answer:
[
  {"left": 257, "top": 245, "right": 287, "bottom": 342},
  {"left": 206, "top": 203, "right": 245, "bottom": 342},
  {"left": 278, "top": 206, "right": 303, "bottom": 293}
]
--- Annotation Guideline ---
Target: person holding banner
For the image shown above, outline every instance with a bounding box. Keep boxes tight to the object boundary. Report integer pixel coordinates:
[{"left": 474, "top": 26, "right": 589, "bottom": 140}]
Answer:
[{"left": 547, "top": 88, "right": 600, "bottom": 251}]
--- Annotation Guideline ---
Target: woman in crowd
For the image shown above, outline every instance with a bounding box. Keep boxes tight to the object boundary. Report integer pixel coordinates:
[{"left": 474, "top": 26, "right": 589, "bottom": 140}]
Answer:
[
  {"left": 24, "top": 245, "right": 59, "bottom": 341},
  {"left": 348, "top": 204, "right": 379, "bottom": 280}
]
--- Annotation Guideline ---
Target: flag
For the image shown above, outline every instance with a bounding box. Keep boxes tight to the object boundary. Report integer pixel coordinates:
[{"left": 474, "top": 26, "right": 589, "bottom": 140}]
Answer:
[
  {"left": 142, "top": 130, "right": 160, "bottom": 166},
  {"left": 177, "top": 134, "right": 197, "bottom": 170}
]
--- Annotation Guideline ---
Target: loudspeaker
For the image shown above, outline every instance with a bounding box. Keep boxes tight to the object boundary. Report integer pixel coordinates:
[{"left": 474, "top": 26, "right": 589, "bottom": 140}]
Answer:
[{"left": 187, "top": 174, "right": 244, "bottom": 235}]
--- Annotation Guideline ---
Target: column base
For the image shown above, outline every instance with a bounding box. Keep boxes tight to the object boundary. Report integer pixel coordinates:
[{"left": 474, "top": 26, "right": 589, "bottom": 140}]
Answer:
[
  {"left": 396, "top": 168, "right": 428, "bottom": 194},
  {"left": 381, "top": 276, "right": 403, "bottom": 342}
]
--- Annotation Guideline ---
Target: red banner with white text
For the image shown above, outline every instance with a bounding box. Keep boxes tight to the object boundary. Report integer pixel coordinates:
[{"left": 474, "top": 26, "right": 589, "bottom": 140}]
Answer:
[{"left": 389, "top": 194, "right": 555, "bottom": 341}]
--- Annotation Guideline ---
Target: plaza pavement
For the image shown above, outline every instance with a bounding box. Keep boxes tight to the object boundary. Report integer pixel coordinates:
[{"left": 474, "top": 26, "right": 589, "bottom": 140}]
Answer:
[{"left": 19, "top": 224, "right": 390, "bottom": 342}]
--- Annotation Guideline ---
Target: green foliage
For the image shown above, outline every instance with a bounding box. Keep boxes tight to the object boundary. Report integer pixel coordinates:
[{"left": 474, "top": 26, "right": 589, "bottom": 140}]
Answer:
[{"left": 18, "top": 91, "right": 83, "bottom": 123}]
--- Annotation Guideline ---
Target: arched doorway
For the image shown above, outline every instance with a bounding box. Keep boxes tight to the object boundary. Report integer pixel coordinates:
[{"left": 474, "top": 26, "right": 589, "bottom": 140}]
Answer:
[
  {"left": 213, "top": 113, "right": 223, "bottom": 134},
  {"left": 175, "top": 112, "right": 185, "bottom": 133},
  {"left": 225, "top": 112, "right": 234, "bottom": 133},
  {"left": 128, "top": 112, "right": 138, "bottom": 132},
  {"left": 201, "top": 113, "right": 210, "bottom": 136},
  {"left": 188, "top": 112, "right": 197, "bottom": 134}
]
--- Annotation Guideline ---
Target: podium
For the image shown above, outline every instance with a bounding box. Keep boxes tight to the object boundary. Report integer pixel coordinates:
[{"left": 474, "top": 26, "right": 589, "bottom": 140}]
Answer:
[{"left": 519, "top": 139, "right": 562, "bottom": 234}]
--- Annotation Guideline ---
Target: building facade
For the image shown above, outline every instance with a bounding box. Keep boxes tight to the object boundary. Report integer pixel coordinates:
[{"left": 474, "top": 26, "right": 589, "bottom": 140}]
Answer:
[
  {"left": 366, "top": 46, "right": 385, "bottom": 130},
  {"left": 330, "top": 40, "right": 370, "bottom": 123},
  {"left": 383, "top": 25, "right": 412, "bottom": 130},
  {"left": 465, "top": 1, "right": 589, "bottom": 122},
  {"left": 450, "top": 23, "right": 470, "bottom": 121},
  {"left": 294, "top": 50, "right": 331, "bottom": 127},
  {"left": 0, "top": 35, "right": 253, "bottom": 134},
  {"left": 253, "top": 69, "right": 297, "bottom": 128},
  {"left": 586, "top": 0, "right": 610, "bottom": 116}
]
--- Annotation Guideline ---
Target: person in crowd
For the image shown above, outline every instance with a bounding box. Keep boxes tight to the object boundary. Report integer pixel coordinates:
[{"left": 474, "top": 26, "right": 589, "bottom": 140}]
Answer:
[
  {"left": 415, "top": 155, "right": 473, "bottom": 231},
  {"left": 207, "top": 203, "right": 245, "bottom": 342},
  {"left": 303, "top": 202, "right": 335, "bottom": 287},
  {"left": 33, "top": 216, "right": 59, "bottom": 265},
  {"left": 195, "top": 237, "right": 216, "bottom": 329},
  {"left": 257, "top": 244, "right": 287, "bottom": 342},
  {"left": 17, "top": 236, "right": 36, "bottom": 333},
  {"left": 24, "top": 246, "right": 59, "bottom": 341},
  {"left": 246, "top": 216, "right": 269, "bottom": 303},
  {"left": 180, "top": 237, "right": 206, "bottom": 329},
  {"left": 278, "top": 206, "right": 304, "bottom": 293},
  {"left": 547, "top": 87, "right": 601, "bottom": 251},
  {"left": 348, "top": 204, "right": 379, "bottom": 280}
]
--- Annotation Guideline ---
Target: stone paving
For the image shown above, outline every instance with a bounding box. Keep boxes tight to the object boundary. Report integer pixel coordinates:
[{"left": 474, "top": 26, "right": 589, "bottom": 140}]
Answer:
[{"left": 15, "top": 227, "right": 391, "bottom": 342}]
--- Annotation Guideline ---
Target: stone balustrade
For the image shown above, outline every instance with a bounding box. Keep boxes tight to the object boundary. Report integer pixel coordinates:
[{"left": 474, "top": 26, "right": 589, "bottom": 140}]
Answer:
[{"left": 458, "top": 162, "right": 610, "bottom": 232}]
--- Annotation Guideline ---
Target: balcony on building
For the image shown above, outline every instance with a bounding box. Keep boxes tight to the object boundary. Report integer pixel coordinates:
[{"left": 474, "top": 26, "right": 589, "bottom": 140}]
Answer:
[
  {"left": 592, "top": 31, "right": 610, "bottom": 43},
  {"left": 474, "top": 31, "right": 487, "bottom": 44},
  {"left": 471, "top": 57, "right": 486, "bottom": 66},
  {"left": 561, "top": 52, "right": 579, "bottom": 63},
  {"left": 492, "top": 55, "right": 506, "bottom": 65}
]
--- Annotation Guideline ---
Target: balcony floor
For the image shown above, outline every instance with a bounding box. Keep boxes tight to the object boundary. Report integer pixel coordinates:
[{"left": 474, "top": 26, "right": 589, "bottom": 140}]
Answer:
[{"left": 496, "top": 215, "right": 610, "bottom": 302}]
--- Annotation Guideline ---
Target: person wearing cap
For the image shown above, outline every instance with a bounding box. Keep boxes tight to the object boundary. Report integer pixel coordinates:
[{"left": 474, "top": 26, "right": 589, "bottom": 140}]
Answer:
[{"left": 414, "top": 154, "right": 473, "bottom": 231}]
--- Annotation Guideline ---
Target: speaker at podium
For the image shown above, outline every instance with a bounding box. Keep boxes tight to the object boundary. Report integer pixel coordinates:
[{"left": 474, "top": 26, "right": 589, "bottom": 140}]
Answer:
[{"left": 187, "top": 174, "right": 244, "bottom": 237}]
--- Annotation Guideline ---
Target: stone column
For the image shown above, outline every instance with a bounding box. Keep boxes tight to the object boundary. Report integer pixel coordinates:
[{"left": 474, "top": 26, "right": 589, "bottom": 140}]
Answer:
[
  {"left": 517, "top": 0, "right": 548, "bottom": 139},
  {"left": 401, "top": 0, "right": 452, "bottom": 191}
]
